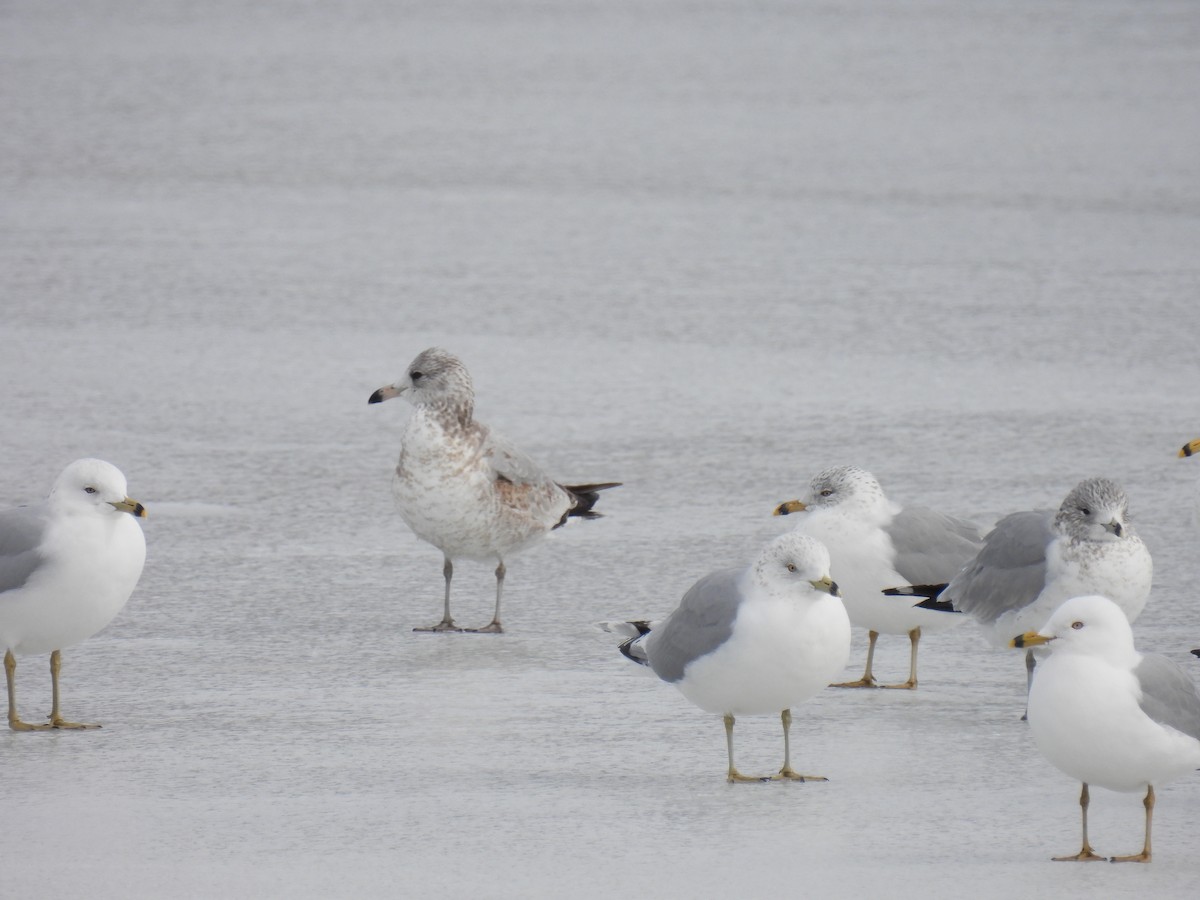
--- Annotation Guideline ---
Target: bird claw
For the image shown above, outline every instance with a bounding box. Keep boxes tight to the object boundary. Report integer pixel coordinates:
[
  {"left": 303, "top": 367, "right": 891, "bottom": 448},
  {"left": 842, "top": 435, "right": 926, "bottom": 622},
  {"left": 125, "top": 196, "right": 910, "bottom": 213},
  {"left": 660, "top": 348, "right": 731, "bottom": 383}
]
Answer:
[{"left": 413, "top": 620, "right": 464, "bottom": 633}]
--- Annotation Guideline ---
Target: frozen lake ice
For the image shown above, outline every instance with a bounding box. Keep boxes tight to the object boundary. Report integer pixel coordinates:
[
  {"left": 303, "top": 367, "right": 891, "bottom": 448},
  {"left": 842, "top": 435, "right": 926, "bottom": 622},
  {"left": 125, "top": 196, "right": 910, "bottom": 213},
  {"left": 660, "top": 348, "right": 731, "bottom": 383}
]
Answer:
[{"left": 2, "top": 1, "right": 1199, "bottom": 896}]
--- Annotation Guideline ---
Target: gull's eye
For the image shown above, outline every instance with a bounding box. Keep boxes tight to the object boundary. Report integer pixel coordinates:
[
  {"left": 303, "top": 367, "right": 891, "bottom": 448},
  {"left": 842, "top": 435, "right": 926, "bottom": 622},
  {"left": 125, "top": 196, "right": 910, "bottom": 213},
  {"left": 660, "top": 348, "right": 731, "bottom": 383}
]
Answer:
[
  {"left": 1071, "top": 621, "right": 1084, "bottom": 630},
  {"left": 411, "top": 370, "right": 423, "bottom": 381},
  {"left": 1079, "top": 507, "right": 1091, "bottom": 516},
  {"left": 820, "top": 489, "right": 834, "bottom": 497},
  {"left": 786, "top": 563, "right": 797, "bottom": 573},
  {"left": 84, "top": 486, "right": 97, "bottom": 494}
]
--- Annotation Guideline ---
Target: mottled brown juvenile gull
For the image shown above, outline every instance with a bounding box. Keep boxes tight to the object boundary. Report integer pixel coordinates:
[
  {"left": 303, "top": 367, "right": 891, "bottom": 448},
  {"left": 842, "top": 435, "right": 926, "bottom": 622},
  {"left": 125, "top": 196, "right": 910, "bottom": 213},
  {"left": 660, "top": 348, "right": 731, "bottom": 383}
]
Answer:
[
  {"left": 1, "top": 459, "right": 146, "bottom": 731},
  {"left": 612, "top": 532, "right": 850, "bottom": 783},
  {"left": 1012, "top": 595, "right": 1200, "bottom": 863},
  {"left": 895, "top": 478, "right": 1153, "bottom": 693},
  {"left": 773, "top": 466, "right": 982, "bottom": 689},
  {"left": 370, "top": 348, "right": 619, "bottom": 633}
]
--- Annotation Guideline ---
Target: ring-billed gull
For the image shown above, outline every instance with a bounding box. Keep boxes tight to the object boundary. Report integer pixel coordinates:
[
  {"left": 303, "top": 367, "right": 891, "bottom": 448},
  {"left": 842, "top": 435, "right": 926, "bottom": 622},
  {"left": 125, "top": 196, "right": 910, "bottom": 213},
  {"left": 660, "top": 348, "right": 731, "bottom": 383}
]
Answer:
[
  {"left": 612, "top": 532, "right": 850, "bottom": 782},
  {"left": 773, "top": 466, "right": 981, "bottom": 689},
  {"left": 370, "top": 348, "right": 619, "bottom": 633},
  {"left": 1012, "top": 595, "right": 1200, "bottom": 862},
  {"left": 894, "top": 478, "right": 1152, "bottom": 694},
  {"left": 1, "top": 459, "right": 146, "bottom": 731}
]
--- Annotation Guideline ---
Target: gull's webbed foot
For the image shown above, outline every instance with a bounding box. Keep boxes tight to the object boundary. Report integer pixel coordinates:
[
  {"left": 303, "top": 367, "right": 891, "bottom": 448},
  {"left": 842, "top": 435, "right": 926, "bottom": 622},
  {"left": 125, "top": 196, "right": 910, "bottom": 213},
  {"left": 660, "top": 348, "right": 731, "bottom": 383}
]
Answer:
[
  {"left": 831, "top": 676, "right": 877, "bottom": 689},
  {"left": 463, "top": 621, "right": 504, "bottom": 634},
  {"left": 771, "top": 767, "right": 828, "bottom": 782},
  {"left": 414, "top": 619, "right": 464, "bottom": 633},
  {"left": 1052, "top": 849, "right": 1107, "bottom": 862}
]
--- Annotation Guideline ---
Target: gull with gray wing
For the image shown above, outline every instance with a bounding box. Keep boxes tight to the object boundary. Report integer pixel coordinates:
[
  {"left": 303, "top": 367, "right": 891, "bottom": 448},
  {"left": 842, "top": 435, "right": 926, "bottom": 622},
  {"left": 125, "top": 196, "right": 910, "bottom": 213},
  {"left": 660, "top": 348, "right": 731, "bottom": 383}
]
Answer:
[
  {"left": 611, "top": 532, "right": 850, "bottom": 782},
  {"left": 1012, "top": 595, "right": 1200, "bottom": 862},
  {"left": 1, "top": 459, "right": 147, "bottom": 731},
  {"left": 896, "top": 478, "right": 1152, "bottom": 693},
  {"left": 774, "top": 466, "right": 981, "bottom": 689}
]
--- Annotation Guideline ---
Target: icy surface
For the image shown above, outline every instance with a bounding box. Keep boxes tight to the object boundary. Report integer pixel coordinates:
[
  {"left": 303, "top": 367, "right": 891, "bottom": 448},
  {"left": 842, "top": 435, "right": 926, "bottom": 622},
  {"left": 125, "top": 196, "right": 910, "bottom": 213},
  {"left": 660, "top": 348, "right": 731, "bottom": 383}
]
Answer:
[{"left": 2, "top": 1, "right": 1199, "bottom": 896}]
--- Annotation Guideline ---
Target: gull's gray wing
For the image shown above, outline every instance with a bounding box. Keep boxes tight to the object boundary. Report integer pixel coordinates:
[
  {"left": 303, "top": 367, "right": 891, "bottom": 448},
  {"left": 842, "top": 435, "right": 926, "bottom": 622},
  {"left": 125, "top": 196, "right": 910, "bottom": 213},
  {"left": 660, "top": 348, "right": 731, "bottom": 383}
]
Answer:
[
  {"left": 886, "top": 506, "right": 983, "bottom": 586},
  {"left": 0, "top": 503, "right": 50, "bottom": 595},
  {"left": 1135, "top": 653, "right": 1200, "bottom": 742},
  {"left": 645, "top": 568, "right": 744, "bottom": 684},
  {"left": 479, "top": 424, "right": 553, "bottom": 487},
  {"left": 942, "top": 510, "right": 1054, "bottom": 624}
]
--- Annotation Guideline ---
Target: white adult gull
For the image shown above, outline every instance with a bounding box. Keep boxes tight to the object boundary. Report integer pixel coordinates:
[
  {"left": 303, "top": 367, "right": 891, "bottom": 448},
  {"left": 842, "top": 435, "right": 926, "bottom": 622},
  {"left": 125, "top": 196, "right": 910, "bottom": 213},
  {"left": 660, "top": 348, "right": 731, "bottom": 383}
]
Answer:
[
  {"left": 1012, "top": 595, "right": 1200, "bottom": 863},
  {"left": 773, "top": 466, "right": 982, "bottom": 689},
  {"left": 896, "top": 478, "right": 1153, "bottom": 693},
  {"left": 1, "top": 459, "right": 147, "bottom": 731},
  {"left": 613, "top": 532, "right": 850, "bottom": 782},
  {"left": 370, "top": 348, "right": 619, "bottom": 633}
]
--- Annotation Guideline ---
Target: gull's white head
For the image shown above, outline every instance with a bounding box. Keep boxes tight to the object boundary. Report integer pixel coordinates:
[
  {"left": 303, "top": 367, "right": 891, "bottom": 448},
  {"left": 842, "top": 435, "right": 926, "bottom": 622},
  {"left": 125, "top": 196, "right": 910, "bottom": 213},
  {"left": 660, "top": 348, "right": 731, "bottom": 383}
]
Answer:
[
  {"left": 1011, "top": 594, "right": 1137, "bottom": 664},
  {"left": 49, "top": 458, "right": 146, "bottom": 519},
  {"left": 369, "top": 347, "right": 475, "bottom": 412},
  {"left": 774, "top": 465, "right": 888, "bottom": 518},
  {"left": 1055, "top": 478, "right": 1134, "bottom": 543},
  {"left": 752, "top": 532, "right": 839, "bottom": 598}
]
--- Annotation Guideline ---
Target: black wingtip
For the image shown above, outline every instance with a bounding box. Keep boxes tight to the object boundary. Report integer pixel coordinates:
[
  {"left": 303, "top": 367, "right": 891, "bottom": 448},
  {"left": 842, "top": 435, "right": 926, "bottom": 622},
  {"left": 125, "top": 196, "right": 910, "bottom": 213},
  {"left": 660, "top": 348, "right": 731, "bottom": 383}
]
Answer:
[
  {"left": 1192, "top": 649, "right": 1200, "bottom": 658},
  {"left": 882, "top": 583, "right": 949, "bottom": 600},
  {"left": 915, "top": 597, "right": 959, "bottom": 613},
  {"left": 563, "top": 482, "right": 622, "bottom": 520},
  {"left": 618, "top": 634, "right": 651, "bottom": 666}
]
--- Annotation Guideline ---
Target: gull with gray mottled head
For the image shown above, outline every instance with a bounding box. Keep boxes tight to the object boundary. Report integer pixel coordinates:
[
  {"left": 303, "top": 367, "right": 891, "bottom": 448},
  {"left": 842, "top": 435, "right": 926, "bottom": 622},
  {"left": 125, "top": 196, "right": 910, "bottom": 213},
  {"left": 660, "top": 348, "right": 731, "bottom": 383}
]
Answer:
[
  {"left": 370, "top": 348, "right": 619, "bottom": 633},
  {"left": 900, "top": 478, "right": 1152, "bottom": 693},
  {"left": 774, "top": 465, "right": 982, "bottom": 689}
]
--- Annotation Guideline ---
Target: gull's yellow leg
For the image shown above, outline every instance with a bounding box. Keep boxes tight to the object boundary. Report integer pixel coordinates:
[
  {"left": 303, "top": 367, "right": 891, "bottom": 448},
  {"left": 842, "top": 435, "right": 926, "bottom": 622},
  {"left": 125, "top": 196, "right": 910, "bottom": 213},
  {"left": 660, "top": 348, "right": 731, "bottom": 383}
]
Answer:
[
  {"left": 772, "top": 709, "right": 827, "bottom": 782},
  {"left": 724, "top": 714, "right": 769, "bottom": 783},
  {"left": 1110, "top": 786, "right": 1154, "bottom": 863},
  {"left": 882, "top": 628, "right": 921, "bottom": 690},
  {"left": 6, "top": 650, "right": 53, "bottom": 732},
  {"left": 1053, "top": 783, "right": 1107, "bottom": 861},
  {"left": 833, "top": 630, "right": 879, "bottom": 688},
  {"left": 47, "top": 649, "right": 100, "bottom": 729}
]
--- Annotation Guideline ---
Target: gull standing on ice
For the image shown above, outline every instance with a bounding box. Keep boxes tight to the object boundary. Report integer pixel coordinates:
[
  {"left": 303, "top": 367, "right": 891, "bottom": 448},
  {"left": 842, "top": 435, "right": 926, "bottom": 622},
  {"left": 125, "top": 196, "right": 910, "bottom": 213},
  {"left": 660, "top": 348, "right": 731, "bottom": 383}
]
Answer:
[
  {"left": 613, "top": 532, "right": 850, "bottom": 782},
  {"left": 898, "top": 478, "right": 1152, "bottom": 692},
  {"left": 773, "top": 466, "right": 981, "bottom": 689},
  {"left": 1012, "top": 595, "right": 1200, "bottom": 863},
  {"left": 370, "top": 348, "right": 619, "bottom": 633},
  {"left": 1, "top": 459, "right": 147, "bottom": 731}
]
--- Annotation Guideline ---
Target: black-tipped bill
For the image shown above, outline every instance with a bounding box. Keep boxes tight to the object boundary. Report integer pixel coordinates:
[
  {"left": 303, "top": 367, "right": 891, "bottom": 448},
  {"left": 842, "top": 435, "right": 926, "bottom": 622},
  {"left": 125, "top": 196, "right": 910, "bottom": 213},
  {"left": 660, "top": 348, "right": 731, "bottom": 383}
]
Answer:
[
  {"left": 1010, "top": 631, "right": 1053, "bottom": 649},
  {"left": 111, "top": 496, "right": 147, "bottom": 518},
  {"left": 368, "top": 384, "right": 402, "bottom": 405},
  {"left": 810, "top": 576, "right": 839, "bottom": 597},
  {"left": 774, "top": 499, "right": 806, "bottom": 516},
  {"left": 1180, "top": 439, "right": 1200, "bottom": 458}
]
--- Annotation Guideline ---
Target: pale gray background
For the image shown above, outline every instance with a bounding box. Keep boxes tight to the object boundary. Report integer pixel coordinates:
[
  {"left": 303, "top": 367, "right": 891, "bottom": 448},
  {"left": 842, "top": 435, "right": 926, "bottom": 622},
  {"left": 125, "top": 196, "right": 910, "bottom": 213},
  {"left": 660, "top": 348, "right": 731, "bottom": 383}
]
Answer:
[{"left": 2, "top": 1, "right": 1199, "bottom": 897}]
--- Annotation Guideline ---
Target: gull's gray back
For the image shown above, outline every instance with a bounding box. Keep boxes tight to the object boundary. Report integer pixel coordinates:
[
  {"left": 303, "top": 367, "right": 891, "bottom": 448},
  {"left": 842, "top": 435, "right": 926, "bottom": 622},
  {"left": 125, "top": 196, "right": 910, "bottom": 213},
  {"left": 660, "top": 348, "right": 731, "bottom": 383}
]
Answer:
[
  {"left": 886, "top": 506, "right": 982, "bottom": 586},
  {"left": 645, "top": 568, "right": 744, "bottom": 684},
  {"left": 1135, "top": 653, "right": 1200, "bottom": 742},
  {"left": 943, "top": 510, "right": 1054, "bottom": 623},
  {"left": 0, "top": 503, "right": 49, "bottom": 595}
]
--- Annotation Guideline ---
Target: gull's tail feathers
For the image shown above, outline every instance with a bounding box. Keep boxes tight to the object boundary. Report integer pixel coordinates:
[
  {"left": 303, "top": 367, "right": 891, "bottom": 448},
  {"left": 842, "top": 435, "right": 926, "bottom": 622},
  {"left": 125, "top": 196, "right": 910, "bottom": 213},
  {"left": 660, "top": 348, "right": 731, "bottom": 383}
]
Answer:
[
  {"left": 595, "top": 619, "right": 653, "bottom": 667},
  {"left": 559, "top": 482, "right": 622, "bottom": 523},
  {"left": 882, "top": 583, "right": 956, "bottom": 613}
]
